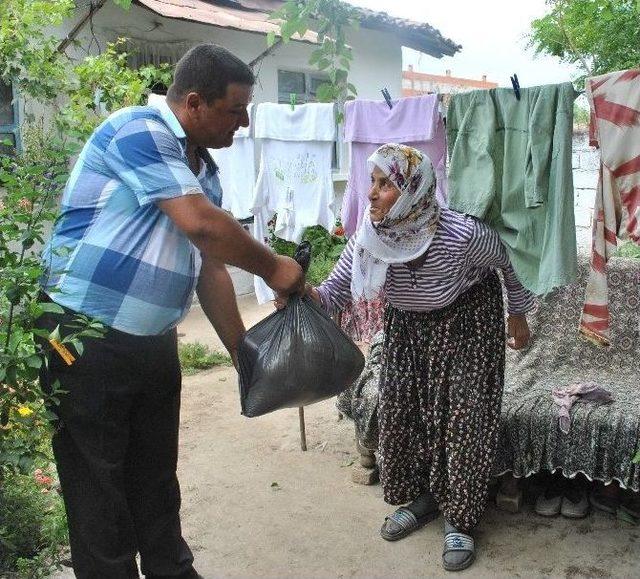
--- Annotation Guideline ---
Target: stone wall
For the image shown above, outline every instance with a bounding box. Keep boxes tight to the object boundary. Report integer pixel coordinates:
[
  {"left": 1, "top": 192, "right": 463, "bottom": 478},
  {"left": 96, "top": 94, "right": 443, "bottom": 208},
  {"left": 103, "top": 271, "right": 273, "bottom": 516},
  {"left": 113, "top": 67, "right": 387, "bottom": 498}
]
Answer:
[{"left": 572, "top": 131, "right": 599, "bottom": 230}]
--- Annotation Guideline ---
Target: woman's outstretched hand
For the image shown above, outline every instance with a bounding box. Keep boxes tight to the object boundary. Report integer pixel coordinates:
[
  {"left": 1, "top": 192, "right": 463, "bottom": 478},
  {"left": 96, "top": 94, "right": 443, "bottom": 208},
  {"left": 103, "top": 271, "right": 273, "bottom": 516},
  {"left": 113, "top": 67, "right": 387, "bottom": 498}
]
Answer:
[
  {"left": 507, "top": 314, "right": 530, "bottom": 350},
  {"left": 274, "top": 283, "right": 320, "bottom": 310}
]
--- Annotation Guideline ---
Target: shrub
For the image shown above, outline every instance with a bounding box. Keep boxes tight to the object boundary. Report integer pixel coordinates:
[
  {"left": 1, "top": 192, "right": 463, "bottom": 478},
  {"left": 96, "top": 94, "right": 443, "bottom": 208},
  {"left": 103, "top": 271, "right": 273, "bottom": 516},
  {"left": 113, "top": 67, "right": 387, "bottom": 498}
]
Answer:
[{"left": 0, "top": 467, "right": 68, "bottom": 577}]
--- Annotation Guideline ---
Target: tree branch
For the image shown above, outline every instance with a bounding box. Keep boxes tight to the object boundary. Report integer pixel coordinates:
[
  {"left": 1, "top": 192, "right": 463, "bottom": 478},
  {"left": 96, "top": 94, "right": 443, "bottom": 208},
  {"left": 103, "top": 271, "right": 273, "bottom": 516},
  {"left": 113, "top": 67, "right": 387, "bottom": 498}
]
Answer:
[
  {"left": 56, "top": 0, "right": 108, "bottom": 54},
  {"left": 249, "top": 37, "right": 284, "bottom": 68},
  {"left": 556, "top": 9, "right": 592, "bottom": 77}
]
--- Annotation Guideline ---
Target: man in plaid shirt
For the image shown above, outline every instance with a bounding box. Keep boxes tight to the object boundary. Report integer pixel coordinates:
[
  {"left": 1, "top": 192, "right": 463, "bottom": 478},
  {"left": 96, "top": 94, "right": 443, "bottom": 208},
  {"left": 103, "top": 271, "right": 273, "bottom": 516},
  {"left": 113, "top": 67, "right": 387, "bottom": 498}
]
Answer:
[{"left": 38, "top": 44, "right": 303, "bottom": 579}]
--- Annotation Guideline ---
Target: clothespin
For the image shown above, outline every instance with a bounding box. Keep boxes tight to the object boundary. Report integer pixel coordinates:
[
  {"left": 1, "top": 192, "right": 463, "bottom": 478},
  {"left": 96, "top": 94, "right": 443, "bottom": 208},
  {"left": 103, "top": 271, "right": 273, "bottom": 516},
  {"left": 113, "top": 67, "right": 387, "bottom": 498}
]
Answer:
[
  {"left": 381, "top": 88, "right": 393, "bottom": 109},
  {"left": 290, "top": 93, "right": 297, "bottom": 111},
  {"left": 510, "top": 74, "right": 521, "bottom": 101}
]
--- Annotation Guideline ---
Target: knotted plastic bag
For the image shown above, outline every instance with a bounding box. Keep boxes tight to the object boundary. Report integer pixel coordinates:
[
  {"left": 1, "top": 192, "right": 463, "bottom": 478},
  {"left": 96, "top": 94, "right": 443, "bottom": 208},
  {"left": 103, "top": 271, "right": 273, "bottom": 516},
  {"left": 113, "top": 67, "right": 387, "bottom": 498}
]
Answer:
[{"left": 238, "top": 242, "right": 365, "bottom": 417}]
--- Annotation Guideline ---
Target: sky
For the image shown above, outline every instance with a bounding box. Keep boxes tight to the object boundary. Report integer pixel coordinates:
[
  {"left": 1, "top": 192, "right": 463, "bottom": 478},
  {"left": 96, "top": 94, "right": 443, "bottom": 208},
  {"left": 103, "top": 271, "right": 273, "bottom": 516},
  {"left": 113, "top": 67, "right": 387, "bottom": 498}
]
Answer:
[{"left": 346, "top": 0, "right": 581, "bottom": 88}]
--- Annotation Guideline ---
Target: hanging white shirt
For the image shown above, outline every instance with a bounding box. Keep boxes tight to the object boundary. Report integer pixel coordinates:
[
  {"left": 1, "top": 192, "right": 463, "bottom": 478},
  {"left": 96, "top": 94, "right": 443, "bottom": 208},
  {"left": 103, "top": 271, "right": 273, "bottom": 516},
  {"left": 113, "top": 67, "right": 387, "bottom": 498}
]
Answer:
[
  {"left": 252, "top": 102, "right": 337, "bottom": 303},
  {"left": 209, "top": 103, "right": 255, "bottom": 219}
]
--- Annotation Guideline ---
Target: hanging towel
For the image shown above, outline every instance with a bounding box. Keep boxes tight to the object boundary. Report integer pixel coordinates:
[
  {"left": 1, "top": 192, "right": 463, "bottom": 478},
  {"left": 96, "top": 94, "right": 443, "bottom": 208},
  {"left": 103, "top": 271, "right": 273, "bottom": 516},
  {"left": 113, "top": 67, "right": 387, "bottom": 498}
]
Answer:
[
  {"left": 341, "top": 95, "right": 447, "bottom": 237},
  {"left": 552, "top": 382, "right": 614, "bottom": 434},
  {"left": 251, "top": 103, "right": 337, "bottom": 303},
  {"left": 209, "top": 103, "right": 255, "bottom": 219},
  {"left": 253, "top": 102, "right": 336, "bottom": 142},
  {"left": 447, "top": 82, "right": 578, "bottom": 295},
  {"left": 579, "top": 69, "right": 640, "bottom": 346}
]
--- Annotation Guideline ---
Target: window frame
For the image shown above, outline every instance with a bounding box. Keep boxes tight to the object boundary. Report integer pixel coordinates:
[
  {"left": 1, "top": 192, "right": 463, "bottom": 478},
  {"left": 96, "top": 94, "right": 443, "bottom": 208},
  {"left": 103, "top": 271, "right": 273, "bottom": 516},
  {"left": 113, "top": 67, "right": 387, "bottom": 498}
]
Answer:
[
  {"left": 0, "top": 81, "right": 22, "bottom": 154},
  {"left": 277, "top": 69, "right": 330, "bottom": 105}
]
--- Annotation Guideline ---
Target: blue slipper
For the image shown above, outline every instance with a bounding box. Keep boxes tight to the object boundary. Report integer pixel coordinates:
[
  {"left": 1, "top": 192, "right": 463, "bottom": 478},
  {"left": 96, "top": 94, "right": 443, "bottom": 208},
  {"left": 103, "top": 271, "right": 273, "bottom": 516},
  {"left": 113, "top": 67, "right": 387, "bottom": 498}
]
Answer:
[{"left": 380, "top": 507, "right": 439, "bottom": 541}]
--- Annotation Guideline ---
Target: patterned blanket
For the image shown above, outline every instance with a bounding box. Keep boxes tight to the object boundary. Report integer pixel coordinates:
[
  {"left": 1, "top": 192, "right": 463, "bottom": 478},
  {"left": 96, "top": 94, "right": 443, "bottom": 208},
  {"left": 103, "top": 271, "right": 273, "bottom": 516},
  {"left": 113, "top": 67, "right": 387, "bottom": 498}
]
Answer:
[{"left": 497, "top": 253, "right": 639, "bottom": 490}]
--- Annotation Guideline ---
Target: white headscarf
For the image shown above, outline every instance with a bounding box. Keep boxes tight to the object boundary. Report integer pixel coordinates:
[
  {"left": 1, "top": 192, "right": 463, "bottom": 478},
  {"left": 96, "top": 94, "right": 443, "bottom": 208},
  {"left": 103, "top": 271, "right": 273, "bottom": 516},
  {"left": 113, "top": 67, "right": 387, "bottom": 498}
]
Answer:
[{"left": 350, "top": 143, "right": 440, "bottom": 300}]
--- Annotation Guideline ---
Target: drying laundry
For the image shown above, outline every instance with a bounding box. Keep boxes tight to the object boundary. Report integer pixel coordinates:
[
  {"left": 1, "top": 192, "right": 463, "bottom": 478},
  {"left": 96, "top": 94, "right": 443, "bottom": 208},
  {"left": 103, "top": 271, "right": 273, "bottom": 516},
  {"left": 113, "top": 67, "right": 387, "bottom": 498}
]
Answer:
[
  {"left": 209, "top": 103, "right": 255, "bottom": 219},
  {"left": 447, "top": 82, "right": 578, "bottom": 295},
  {"left": 251, "top": 102, "right": 337, "bottom": 303},
  {"left": 337, "top": 95, "right": 447, "bottom": 343},
  {"left": 341, "top": 94, "right": 447, "bottom": 238},
  {"left": 552, "top": 382, "right": 614, "bottom": 434},
  {"left": 579, "top": 69, "right": 640, "bottom": 346}
]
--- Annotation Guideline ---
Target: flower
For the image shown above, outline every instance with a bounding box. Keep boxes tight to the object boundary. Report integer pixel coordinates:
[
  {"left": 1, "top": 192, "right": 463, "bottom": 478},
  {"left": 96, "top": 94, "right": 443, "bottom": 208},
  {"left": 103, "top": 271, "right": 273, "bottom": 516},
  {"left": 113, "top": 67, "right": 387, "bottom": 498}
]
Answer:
[
  {"left": 334, "top": 226, "right": 345, "bottom": 237},
  {"left": 18, "top": 198, "right": 33, "bottom": 211},
  {"left": 34, "top": 469, "right": 53, "bottom": 486},
  {"left": 17, "top": 406, "right": 34, "bottom": 417}
]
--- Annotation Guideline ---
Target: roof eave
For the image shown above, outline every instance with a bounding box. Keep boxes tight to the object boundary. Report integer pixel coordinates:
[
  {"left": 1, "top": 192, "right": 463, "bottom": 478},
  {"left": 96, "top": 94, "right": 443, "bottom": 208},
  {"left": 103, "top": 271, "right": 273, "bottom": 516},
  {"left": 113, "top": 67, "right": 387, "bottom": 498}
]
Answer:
[
  {"left": 354, "top": 10, "right": 461, "bottom": 59},
  {"left": 132, "top": 0, "right": 461, "bottom": 58}
]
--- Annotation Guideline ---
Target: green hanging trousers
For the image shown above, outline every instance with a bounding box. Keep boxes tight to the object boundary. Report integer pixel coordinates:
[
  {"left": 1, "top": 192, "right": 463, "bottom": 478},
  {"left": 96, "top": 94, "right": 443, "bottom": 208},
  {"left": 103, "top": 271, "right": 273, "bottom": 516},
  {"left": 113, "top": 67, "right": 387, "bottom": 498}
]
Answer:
[{"left": 447, "top": 82, "right": 578, "bottom": 295}]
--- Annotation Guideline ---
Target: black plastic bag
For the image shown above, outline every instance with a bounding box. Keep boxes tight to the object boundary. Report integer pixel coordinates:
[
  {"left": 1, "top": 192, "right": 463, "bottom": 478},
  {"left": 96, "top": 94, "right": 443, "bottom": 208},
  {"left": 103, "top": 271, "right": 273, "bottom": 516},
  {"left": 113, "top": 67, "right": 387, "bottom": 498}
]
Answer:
[{"left": 237, "top": 242, "right": 365, "bottom": 417}]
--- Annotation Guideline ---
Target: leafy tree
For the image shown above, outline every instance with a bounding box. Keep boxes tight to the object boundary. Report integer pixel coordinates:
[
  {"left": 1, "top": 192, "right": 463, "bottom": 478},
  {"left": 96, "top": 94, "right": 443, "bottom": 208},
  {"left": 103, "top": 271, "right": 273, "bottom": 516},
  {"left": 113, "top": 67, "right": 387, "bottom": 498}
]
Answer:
[
  {"left": 266, "top": 0, "right": 360, "bottom": 118},
  {"left": 0, "top": 0, "right": 74, "bottom": 100},
  {"left": 530, "top": 0, "right": 640, "bottom": 80},
  {"left": 57, "top": 39, "right": 173, "bottom": 139}
]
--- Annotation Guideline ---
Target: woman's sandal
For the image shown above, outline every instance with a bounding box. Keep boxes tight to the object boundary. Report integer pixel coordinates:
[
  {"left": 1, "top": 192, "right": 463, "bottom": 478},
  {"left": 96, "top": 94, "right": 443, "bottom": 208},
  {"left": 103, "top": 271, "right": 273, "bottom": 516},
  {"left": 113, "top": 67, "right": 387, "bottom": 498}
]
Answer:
[
  {"left": 380, "top": 507, "right": 439, "bottom": 541},
  {"left": 442, "top": 531, "right": 475, "bottom": 572}
]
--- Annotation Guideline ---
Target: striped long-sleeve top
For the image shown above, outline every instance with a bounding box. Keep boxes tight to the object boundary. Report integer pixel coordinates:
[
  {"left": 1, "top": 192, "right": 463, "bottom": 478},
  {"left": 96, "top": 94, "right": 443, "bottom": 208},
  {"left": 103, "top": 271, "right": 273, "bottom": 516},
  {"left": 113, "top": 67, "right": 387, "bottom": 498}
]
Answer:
[{"left": 317, "top": 209, "right": 535, "bottom": 315}]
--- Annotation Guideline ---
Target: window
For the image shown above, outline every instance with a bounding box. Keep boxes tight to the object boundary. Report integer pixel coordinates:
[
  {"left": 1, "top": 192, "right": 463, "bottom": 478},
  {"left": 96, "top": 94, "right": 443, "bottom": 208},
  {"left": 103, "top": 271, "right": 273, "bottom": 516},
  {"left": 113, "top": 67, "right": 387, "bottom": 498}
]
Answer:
[
  {"left": 0, "top": 80, "right": 20, "bottom": 155},
  {"left": 277, "top": 70, "right": 341, "bottom": 170},
  {"left": 277, "top": 70, "right": 329, "bottom": 104}
]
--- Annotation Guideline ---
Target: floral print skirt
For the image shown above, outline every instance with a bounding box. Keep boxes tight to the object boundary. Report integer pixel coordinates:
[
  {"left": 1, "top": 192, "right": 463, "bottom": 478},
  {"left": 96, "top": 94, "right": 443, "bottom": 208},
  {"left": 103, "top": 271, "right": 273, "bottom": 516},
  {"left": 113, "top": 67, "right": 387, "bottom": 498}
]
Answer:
[
  {"left": 339, "top": 294, "right": 385, "bottom": 345},
  {"left": 378, "top": 272, "right": 505, "bottom": 533}
]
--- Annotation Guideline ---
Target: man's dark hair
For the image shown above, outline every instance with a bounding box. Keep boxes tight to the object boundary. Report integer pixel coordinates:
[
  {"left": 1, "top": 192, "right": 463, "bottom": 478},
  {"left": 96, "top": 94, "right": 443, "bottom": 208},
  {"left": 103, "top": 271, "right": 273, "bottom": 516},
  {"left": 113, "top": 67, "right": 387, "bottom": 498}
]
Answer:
[{"left": 166, "top": 44, "right": 255, "bottom": 104}]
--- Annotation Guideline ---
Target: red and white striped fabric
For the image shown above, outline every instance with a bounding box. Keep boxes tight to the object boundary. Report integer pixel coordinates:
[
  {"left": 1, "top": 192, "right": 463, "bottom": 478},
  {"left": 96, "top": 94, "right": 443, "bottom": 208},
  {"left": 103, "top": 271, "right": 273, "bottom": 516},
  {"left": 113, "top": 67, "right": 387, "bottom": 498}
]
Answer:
[{"left": 580, "top": 69, "right": 640, "bottom": 346}]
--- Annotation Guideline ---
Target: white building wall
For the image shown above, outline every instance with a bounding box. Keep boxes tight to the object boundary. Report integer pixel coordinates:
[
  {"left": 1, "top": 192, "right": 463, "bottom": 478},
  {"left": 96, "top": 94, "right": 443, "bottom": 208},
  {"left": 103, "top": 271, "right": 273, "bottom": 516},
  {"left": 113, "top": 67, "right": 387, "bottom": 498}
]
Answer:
[
  {"left": 61, "top": 2, "right": 403, "bottom": 103},
  {"left": 24, "top": 3, "right": 403, "bottom": 145},
  {"left": 52, "top": 2, "right": 403, "bottom": 189}
]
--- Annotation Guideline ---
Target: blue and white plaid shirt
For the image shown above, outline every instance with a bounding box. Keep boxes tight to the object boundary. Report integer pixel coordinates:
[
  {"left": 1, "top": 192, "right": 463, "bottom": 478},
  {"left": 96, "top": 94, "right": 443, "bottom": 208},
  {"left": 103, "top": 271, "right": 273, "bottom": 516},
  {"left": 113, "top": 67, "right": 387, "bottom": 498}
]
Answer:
[{"left": 41, "top": 99, "right": 223, "bottom": 335}]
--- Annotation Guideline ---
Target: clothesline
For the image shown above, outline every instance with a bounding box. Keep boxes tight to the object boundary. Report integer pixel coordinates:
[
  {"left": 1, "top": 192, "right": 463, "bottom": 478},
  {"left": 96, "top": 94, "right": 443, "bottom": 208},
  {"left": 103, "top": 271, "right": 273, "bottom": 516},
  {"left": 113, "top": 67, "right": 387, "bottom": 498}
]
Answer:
[{"left": 148, "top": 71, "right": 640, "bottom": 345}]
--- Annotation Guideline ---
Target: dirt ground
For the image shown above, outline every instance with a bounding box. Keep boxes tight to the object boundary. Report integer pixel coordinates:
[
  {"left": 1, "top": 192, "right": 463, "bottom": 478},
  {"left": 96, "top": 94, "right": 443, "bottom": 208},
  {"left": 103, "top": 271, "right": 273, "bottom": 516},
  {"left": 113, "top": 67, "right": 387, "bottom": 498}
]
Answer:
[
  {"left": 173, "top": 298, "right": 640, "bottom": 579},
  {"left": 51, "top": 297, "right": 640, "bottom": 579},
  {"left": 173, "top": 366, "right": 639, "bottom": 579}
]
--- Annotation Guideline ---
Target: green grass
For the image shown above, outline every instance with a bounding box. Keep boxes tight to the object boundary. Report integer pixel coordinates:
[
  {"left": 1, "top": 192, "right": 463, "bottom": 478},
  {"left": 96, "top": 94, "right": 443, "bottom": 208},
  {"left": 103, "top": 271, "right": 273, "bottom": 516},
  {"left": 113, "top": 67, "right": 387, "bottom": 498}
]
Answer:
[
  {"left": 178, "top": 342, "right": 232, "bottom": 375},
  {"left": 615, "top": 242, "right": 640, "bottom": 259}
]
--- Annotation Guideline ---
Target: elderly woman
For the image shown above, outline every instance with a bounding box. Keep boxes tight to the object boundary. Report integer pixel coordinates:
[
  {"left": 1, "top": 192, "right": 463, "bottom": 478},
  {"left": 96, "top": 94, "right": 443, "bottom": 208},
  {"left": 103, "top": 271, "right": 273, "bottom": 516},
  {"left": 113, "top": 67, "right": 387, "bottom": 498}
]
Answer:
[{"left": 284, "top": 143, "right": 533, "bottom": 571}]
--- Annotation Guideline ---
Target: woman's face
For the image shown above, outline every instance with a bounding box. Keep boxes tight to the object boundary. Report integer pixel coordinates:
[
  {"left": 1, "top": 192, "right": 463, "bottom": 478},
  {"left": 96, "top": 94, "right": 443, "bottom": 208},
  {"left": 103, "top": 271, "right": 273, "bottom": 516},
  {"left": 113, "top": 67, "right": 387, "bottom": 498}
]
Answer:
[{"left": 368, "top": 166, "right": 401, "bottom": 222}]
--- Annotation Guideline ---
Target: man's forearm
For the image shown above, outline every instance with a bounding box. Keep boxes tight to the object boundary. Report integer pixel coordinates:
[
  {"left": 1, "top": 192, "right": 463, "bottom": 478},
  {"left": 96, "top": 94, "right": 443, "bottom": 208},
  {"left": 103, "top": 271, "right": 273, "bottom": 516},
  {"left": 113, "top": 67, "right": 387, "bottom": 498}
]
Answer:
[
  {"left": 196, "top": 213, "right": 278, "bottom": 280},
  {"left": 159, "top": 195, "right": 278, "bottom": 280},
  {"left": 158, "top": 194, "right": 304, "bottom": 296},
  {"left": 196, "top": 258, "right": 245, "bottom": 359}
]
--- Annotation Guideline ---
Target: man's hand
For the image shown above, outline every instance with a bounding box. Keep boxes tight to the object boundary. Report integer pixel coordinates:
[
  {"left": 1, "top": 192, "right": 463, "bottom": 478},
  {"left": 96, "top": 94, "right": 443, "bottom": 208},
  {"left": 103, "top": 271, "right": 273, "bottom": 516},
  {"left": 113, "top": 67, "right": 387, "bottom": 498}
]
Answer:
[
  {"left": 507, "top": 314, "right": 530, "bottom": 350},
  {"left": 274, "top": 283, "right": 319, "bottom": 310},
  {"left": 264, "top": 255, "right": 305, "bottom": 297}
]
